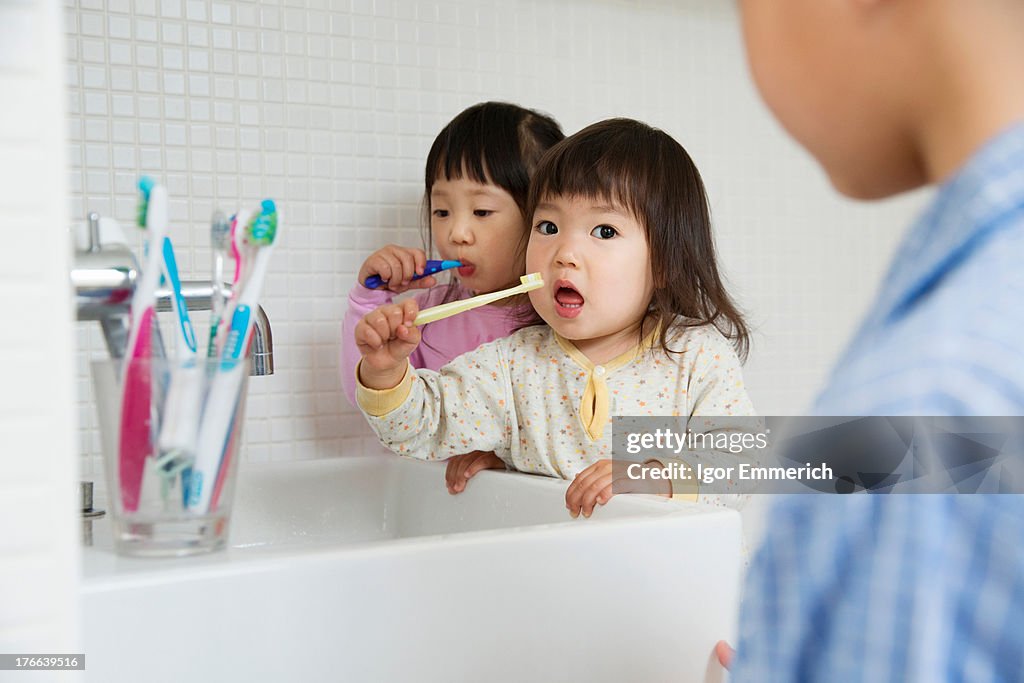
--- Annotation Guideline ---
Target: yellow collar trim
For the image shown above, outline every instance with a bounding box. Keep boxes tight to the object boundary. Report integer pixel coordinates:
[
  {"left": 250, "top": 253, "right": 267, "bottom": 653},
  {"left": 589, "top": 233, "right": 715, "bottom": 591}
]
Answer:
[
  {"left": 554, "top": 325, "right": 660, "bottom": 441},
  {"left": 553, "top": 325, "right": 659, "bottom": 375}
]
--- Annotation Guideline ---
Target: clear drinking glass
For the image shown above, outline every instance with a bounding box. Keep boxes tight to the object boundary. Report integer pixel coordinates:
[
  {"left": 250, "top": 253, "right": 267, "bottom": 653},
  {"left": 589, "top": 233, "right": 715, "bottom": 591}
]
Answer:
[{"left": 91, "top": 355, "right": 249, "bottom": 557}]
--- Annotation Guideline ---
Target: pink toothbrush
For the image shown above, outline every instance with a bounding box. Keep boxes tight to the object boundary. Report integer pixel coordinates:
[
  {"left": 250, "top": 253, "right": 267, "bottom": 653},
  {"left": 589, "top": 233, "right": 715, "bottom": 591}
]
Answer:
[{"left": 119, "top": 177, "right": 168, "bottom": 512}]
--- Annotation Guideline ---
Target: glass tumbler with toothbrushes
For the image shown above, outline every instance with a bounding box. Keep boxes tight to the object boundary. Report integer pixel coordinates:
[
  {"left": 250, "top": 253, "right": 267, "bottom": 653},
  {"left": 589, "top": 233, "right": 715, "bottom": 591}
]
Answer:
[{"left": 97, "top": 178, "right": 279, "bottom": 557}]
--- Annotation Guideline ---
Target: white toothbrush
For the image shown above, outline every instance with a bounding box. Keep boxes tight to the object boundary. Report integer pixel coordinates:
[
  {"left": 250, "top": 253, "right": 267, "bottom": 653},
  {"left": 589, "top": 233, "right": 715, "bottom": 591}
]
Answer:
[
  {"left": 187, "top": 201, "right": 278, "bottom": 513},
  {"left": 414, "top": 273, "right": 544, "bottom": 325}
]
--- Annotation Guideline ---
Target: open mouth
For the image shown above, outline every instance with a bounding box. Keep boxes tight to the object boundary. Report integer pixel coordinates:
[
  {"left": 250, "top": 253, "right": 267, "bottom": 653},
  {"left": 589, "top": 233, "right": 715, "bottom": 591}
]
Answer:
[
  {"left": 553, "top": 280, "right": 584, "bottom": 319},
  {"left": 457, "top": 261, "right": 476, "bottom": 278}
]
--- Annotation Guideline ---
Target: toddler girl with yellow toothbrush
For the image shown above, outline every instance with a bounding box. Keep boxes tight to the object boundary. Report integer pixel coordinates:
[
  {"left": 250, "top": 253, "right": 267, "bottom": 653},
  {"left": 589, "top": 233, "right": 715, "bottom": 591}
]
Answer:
[{"left": 355, "top": 118, "right": 756, "bottom": 517}]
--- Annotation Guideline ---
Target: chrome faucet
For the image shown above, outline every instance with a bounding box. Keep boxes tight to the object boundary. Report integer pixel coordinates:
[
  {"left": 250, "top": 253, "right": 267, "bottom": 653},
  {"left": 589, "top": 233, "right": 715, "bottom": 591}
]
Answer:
[{"left": 71, "top": 212, "right": 274, "bottom": 375}]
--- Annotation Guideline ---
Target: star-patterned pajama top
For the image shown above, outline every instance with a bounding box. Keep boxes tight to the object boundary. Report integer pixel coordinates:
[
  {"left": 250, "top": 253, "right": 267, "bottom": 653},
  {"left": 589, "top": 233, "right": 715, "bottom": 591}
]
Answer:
[{"left": 356, "top": 320, "right": 756, "bottom": 507}]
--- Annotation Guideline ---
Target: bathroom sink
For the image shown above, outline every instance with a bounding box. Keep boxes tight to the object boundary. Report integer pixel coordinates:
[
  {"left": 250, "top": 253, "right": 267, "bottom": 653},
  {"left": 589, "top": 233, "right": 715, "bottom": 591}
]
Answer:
[
  {"left": 82, "top": 454, "right": 740, "bottom": 683},
  {"left": 230, "top": 455, "right": 699, "bottom": 549}
]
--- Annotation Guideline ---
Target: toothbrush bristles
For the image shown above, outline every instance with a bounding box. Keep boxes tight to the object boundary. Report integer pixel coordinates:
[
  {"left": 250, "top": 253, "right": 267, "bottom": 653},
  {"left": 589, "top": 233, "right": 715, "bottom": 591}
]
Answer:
[
  {"left": 136, "top": 176, "right": 155, "bottom": 228},
  {"left": 520, "top": 273, "right": 544, "bottom": 289},
  {"left": 245, "top": 199, "right": 278, "bottom": 246}
]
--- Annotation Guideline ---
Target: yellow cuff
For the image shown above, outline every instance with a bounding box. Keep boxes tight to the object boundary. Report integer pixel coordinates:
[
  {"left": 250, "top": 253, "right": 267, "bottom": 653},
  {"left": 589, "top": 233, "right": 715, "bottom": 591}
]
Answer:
[
  {"left": 356, "top": 360, "right": 414, "bottom": 417},
  {"left": 645, "top": 457, "right": 699, "bottom": 503}
]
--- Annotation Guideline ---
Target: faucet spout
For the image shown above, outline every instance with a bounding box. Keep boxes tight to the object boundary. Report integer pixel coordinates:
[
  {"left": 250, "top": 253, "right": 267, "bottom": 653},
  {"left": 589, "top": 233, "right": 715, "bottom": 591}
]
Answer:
[
  {"left": 153, "top": 281, "right": 274, "bottom": 376},
  {"left": 72, "top": 245, "right": 274, "bottom": 376}
]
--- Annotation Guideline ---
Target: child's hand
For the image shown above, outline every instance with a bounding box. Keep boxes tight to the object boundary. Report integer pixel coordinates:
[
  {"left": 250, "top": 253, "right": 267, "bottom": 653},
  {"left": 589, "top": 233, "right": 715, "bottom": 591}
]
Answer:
[
  {"left": 358, "top": 245, "right": 437, "bottom": 293},
  {"left": 565, "top": 460, "right": 672, "bottom": 518},
  {"left": 354, "top": 300, "right": 422, "bottom": 389},
  {"left": 445, "top": 451, "right": 505, "bottom": 494},
  {"left": 565, "top": 459, "right": 616, "bottom": 518}
]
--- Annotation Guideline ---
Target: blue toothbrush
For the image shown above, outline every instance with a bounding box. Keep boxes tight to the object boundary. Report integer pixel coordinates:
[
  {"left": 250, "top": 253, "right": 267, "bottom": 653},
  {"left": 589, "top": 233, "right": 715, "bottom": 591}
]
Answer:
[{"left": 363, "top": 259, "right": 461, "bottom": 289}]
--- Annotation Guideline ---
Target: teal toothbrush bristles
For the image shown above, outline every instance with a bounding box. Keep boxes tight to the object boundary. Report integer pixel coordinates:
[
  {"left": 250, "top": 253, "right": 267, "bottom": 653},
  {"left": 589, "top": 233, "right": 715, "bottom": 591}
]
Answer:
[
  {"left": 137, "top": 176, "right": 155, "bottom": 227},
  {"left": 247, "top": 199, "right": 278, "bottom": 245}
]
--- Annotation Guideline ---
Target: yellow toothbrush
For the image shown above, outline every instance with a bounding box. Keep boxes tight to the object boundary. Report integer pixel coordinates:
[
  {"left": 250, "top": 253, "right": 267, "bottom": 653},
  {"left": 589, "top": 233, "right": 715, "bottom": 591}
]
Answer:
[{"left": 414, "top": 273, "right": 544, "bottom": 326}]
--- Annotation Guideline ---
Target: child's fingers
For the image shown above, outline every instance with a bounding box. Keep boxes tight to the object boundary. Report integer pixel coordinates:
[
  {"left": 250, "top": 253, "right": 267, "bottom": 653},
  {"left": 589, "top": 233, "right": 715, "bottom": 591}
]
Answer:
[
  {"left": 400, "top": 297, "right": 421, "bottom": 323},
  {"left": 393, "top": 321, "right": 422, "bottom": 356},
  {"left": 394, "top": 323, "right": 421, "bottom": 349},
  {"left": 566, "top": 463, "right": 613, "bottom": 518},
  {"left": 369, "top": 252, "right": 398, "bottom": 283},
  {"left": 445, "top": 457, "right": 462, "bottom": 493},
  {"left": 452, "top": 456, "right": 474, "bottom": 492},
  {"left": 446, "top": 452, "right": 504, "bottom": 495},
  {"left": 381, "top": 252, "right": 409, "bottom": 285},
  {"left": 392, "top": 248, "right": 418, "bottom": 283},
  {"left": 367, "top": 251, "right": 407, "bottom": 289},
  {"left": 359, "top": 305, "right": 409, "bottom": 349},
  {"left": 357, "top": 252, "right": 384, "bottom": 284},
  {"left": 359, "top": 246, "right": 429, "bottom": 288},
  {"left": 389, "top": 245, "right": 431, "bottom": 281},
  {"left": 354, "top": 322, "right": 383, "bottom": 350},
  {"left": 565, "top": 477, "right": 585, "bottom": 516},
  {"left": 565, "top": 464, "right": 603, "bottom": 511},
  {"left": 445, "top": 452, "right": 479, "bottom": 494},
  {"left": 464, "top": 453, "right": 501, "bottom": 479},
  {"left": 410, "top": 248, "right": 428, "bottom": 274},
  {"left": 579, "top": 473, "right": 614, "bottom": 518},
  {"left": 405, "top": 275, "right": 436, "bottom": 290},
  {"left": 365, "top": 308, "right": 398, "bottom": 341},
  {"left": 353, "top": 314, "right": 387, "bottom": 348},
  {"left": 566, "top": 482, "right": 590, "bottom": 518}
]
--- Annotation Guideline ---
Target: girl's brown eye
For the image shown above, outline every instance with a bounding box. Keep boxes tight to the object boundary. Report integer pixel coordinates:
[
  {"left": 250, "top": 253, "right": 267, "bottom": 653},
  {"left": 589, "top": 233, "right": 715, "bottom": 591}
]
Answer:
[
  {"left": 591, "top": 225, "right": 617, "bottom": 239},
  {"left": 536, "top": 221, "right": 557, "bottom": 235}
]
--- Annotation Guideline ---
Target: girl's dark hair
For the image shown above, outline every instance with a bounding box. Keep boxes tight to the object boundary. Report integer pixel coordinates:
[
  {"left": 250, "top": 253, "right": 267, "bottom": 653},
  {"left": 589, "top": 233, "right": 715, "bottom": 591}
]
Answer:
[
  {"left": 421, "top": 101, "right": 564, "bottom": 318},
  {"left": 527, "top": 118, "right": 750, "bottom": 360},
  {"left": 425, "top": 101, "right": 564, "bottom": 218}
]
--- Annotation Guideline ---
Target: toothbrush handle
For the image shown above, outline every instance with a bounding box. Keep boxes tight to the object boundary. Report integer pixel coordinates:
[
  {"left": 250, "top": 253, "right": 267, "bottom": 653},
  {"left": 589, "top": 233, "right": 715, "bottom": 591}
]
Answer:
[
  {"left": 206, "top": 287, "right": 226, "bottom": 358},
  {"left": 119, "top": 308, "right": 156, "bottom": 513},
  {"left": 414, "top": 273, "right": 542, "bottom": 326},
  {"left": 363, "top": 274, "right": 386, "bottom": 289},
  {"left": 161, "top": 237, "right": 197, "bottom": 355},
  {"left": 414, "top": 285, "right": 522, "bottom": 325},
  {"left": 363, "top": 259, "right": 460, "bottom": 289}
]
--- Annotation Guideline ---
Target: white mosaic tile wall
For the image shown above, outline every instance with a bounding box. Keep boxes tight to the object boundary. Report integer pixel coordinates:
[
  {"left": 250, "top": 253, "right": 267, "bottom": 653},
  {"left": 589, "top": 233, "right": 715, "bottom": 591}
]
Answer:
[{"left": 64, "top": 0, "right": 926, "bottom": 477}]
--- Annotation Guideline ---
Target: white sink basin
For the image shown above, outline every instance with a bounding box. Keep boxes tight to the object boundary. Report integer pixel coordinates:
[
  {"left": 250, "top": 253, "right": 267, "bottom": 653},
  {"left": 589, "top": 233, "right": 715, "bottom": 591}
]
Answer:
[{"left": 82, "top": 454, "right": 740, "bottom": 683}]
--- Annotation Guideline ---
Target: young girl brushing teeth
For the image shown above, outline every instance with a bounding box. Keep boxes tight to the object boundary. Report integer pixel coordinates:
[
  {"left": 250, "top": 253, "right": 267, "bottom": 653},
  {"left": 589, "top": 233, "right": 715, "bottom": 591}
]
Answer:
[
  {"left": 354, "top": 118, "right": 756, "bottom": 516},
  {"left": 340, "top": 102, "right": 564, "bottom": 492},
  {"left": 342, "top": 101, "right": 563, "bottom": 394}
]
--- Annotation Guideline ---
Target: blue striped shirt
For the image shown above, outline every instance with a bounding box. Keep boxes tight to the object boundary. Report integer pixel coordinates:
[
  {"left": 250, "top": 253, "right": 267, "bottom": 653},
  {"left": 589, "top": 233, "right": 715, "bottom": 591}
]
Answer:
[{"left": 731, "top": 123, "right": 1024, "bottom": 682}]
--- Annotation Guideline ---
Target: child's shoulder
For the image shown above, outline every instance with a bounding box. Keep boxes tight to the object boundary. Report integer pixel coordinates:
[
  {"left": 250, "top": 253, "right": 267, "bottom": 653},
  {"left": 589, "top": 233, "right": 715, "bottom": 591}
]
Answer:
[
  {"left": 661, "top": 320, "right": 742, "bottom": 365},
  {"left": 498, "top": 324, "right": 555, "bottom": 351},
  {"left": 470, "top": 324, "right": 555, "bottom": 361},
  {"left": 449, "top": 323, "right": 553, "bottom": 361}
]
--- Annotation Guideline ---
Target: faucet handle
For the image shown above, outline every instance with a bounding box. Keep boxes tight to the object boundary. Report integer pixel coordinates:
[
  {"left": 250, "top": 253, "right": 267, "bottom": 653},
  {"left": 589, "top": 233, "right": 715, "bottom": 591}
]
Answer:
[
  {"left": 73, "top": 213, "right": 129, "bottom": 253},
  {"left": 87, "top": 212, "right": 101, "bottom": 252}
]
